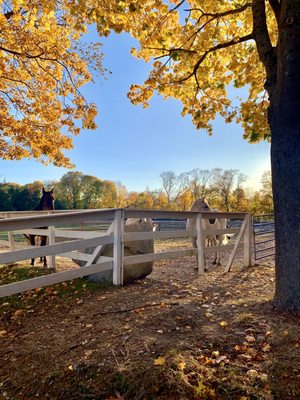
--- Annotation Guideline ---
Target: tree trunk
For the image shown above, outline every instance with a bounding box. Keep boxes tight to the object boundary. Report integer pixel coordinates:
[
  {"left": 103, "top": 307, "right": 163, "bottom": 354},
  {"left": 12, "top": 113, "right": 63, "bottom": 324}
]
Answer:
[{"left": 269, "top": 0, "right": 300, "bottom": 311}]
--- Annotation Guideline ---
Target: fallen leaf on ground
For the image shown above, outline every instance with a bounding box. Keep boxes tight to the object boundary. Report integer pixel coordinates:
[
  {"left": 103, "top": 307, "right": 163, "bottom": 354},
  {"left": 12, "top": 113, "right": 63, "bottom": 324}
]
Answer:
[
  {"left": 261, "top": 343, "right": 271, "bottom": 352},
  {"left": 154, "top": 356, "right": 166, "bottom": 366},
  {"left": 219, "top": 321, "right": 228, "bottom": 327}
]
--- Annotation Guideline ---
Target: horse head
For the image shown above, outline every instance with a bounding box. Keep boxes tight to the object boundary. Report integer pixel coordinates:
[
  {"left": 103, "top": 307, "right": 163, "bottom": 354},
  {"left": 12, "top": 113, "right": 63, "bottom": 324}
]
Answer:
[
  {"left": 40, "top": 188, "right": 55, "bottom": 211},
  {"left": 190, "top": 197, "right": 212, "bottom": 212}
]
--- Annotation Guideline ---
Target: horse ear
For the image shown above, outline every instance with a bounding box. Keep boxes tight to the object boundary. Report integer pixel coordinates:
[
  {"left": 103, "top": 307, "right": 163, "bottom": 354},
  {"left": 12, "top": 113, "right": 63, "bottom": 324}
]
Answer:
[
  {"left": 50, "top": 188, "right": 54, "bottom": 193},
  {"left": 42, "top": 187, "right": 46, "bottom": 194}
]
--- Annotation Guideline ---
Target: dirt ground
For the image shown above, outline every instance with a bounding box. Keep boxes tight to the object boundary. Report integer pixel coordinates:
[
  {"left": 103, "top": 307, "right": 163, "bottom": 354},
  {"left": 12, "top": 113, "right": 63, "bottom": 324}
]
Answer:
[{"left": 1, "top": 240, "right": 300, "bottom": 400}]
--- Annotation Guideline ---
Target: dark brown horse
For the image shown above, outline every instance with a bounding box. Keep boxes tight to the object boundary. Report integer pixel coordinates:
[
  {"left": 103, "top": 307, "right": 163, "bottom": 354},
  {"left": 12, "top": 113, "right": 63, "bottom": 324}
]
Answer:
[{"left": 25, "top": 188, "right": 55, "bottom": 267}]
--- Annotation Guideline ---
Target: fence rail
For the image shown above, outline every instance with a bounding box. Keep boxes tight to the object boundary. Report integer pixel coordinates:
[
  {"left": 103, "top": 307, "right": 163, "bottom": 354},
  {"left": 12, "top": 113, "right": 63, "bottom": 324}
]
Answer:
[
  {"left": 253, "top": 213, "right": 275, "bottom": 260},
  {"left": 0, "top": 208, "right": 252, "bottom": 298}
]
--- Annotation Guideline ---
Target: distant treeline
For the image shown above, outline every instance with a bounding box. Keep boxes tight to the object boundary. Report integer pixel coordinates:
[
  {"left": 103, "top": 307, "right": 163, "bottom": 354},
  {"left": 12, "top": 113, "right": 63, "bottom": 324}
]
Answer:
[{"left": 0, "top": 169, "right": 273, "bottom": 215}]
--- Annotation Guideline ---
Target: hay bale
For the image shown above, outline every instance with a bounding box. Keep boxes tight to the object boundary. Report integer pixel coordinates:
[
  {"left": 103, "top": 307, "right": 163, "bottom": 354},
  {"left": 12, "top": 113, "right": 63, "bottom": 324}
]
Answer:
[{"left": 74, "top": 219, "right": 154, "bottom": 284}]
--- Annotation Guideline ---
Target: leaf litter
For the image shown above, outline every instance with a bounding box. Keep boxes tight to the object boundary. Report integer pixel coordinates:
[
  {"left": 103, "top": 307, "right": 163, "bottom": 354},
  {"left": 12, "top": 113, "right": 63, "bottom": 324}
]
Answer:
[{"left": 0, "top": 239, "right": 300, "bottom": 399}]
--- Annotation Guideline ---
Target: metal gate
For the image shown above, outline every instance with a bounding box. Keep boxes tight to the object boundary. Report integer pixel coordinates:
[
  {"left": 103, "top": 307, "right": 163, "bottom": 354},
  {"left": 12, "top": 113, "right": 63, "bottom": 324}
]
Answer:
[{"left": 253, "top": 214, "right": 275, "bottom": 260}]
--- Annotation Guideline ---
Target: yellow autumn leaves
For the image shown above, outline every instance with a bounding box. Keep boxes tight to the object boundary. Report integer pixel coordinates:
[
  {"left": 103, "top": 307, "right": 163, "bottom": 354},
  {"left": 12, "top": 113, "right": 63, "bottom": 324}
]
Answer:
[
  {"left": 121, "top": 0, "right": 276, "bottom": 141},
  {"left": 86, "top": 0, "right": 276, "bottom": 142},
  {"left": 0, "top": 0, "right": 102, "bottom": 167},
  {"left": 1, "top": 1, "right": 278, "bottom": 167}
]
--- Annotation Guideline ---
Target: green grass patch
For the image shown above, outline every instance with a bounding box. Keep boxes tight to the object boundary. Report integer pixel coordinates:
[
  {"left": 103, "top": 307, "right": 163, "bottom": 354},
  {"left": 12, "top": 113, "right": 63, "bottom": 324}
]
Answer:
[{"left": 0, "top": 263, "right": 111, "bottom": 314}]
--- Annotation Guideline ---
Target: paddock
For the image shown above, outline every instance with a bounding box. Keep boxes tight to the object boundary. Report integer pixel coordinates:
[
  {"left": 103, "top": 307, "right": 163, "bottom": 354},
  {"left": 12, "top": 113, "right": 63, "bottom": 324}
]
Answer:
[{"left": 0, "top": 208, "right": 252, "bottom": 298}]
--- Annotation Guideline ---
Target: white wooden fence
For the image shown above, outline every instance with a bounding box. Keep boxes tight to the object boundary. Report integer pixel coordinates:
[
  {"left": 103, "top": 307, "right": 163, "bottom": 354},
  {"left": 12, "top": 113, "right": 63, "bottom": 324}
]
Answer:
[{"left": 0, "top": 209, "right": 252, "bottom": 298}]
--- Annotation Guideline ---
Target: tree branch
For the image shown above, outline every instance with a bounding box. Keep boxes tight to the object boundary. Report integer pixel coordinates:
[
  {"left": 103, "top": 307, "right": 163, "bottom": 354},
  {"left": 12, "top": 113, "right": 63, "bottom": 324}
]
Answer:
[
  {"left": 185, "top": 3, "right": 252, "bottom": 20},
  {"left": 151, "top": 46, "right": 198, "bottom": 61},
  {"left": 183, "top": 3, "right": 252, "bottom": 50},
  {"left": 3, "top": 10, "right": 14, "bottom": 20},
  {"left": 268, "top": 0, "right": 281, "bottom": 24},
  {"left": 3, "top": 7, "right": 27, "bottom": 21},
  {"left": 170, "top": 0, "right": 186, "bottom": 13},
  {"left": 252, "top": 0, "right": 277, "bottom": 93},
  {"left": 0, "top": 45, "right": 45, "bottom": 59},
  {"left": 170, "top": 34, "right": 254, "bottom": 86}
]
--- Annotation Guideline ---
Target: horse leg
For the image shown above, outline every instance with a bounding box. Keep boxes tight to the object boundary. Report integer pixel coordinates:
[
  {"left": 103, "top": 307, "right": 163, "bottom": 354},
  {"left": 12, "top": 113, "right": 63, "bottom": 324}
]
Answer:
[
  {"left": 210, "top": 237, "right": 219, "bottom": 265},
  {"left": 216, "top": 249, "right": 222, "bottom": 266},
  {"left": 40, "top": 236, "right": 47, "bottom": 267}
]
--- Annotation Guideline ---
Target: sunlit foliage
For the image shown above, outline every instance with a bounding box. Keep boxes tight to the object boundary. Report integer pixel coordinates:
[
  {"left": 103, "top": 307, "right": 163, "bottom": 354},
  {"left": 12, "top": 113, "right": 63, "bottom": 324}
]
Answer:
[{"left": 0, "top": 0, "right": 104, "bottom": 166}]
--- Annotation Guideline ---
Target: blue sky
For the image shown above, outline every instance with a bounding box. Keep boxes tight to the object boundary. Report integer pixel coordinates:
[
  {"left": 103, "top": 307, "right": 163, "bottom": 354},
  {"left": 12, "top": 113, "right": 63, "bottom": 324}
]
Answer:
[{"left": 0, "top": 31, "right": 270, "bottom": 192}]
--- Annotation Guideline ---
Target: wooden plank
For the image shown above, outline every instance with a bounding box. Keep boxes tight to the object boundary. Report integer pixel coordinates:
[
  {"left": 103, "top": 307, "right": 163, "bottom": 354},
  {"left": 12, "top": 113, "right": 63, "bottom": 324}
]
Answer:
[
  {"left": 124, "top": 208, "right": 247, "bottom": 220},
  {"left": 0, "top": 235, "right": 114, "bottom": 265},
  {"left": 113, "top": 210, "right": 124, "bottom": 285},
  {"left": 202, "top": 227, "right": 240, "bottom": 236},
  {"left": 0, "top": 209, "right": 117, "bottom": 232},
  {"left": 124, "top": 229, "right": 195, "bottom": 242},
  {"left": 59, "top": 251, "right": 92, "bottom": 261},
  {"left": 54, "top": 230, "right": 106, "bottom": 239},
  {"left": 124, "top": 248, "right": 197, "bottom": 265},
  {"left": 85, "top": 223, "right": 114, "bottom": 267},
  {"left": 0, "top": 261, "right": 113, "bottom": 298},
  {"left": 196, "top": 213, "right": 206, "bottom": 274},
  {"left": 17, "top": 229, "right": 50, "bottom": 236},
  {"left": 243, "top": 214, "right": 252, "bottom": 267},
  {"left": 1, "top": 209, "right": 247, "bottom": 232},
  {"left": 8, "top": 232, "right": 15, "bottom": 251},
  {"left": 4, "top": 213, "right": 15, "bottom": 251},
  {"left": 8, "top": 243, "right": 29, "bottom": 250},
  {"left": 187, "top": 227, "right": 239, "bottom": 238},
  {"left": 48, "top": 226, "right": 55, "bottom": 270},
  {"left": 225, "top": 217, "right": 248, "bottom": 273},
  {"left": 2, "top": 208, "right": 248, "bottom": 221}
]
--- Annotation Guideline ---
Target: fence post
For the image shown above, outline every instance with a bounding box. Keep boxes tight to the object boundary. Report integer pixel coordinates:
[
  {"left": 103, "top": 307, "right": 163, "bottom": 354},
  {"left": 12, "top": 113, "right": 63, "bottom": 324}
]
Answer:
[
  {"left": 113, "top": 209, "right": 124, "bottom": 285},
  {"left": 243, "top": 213, "right": 252, "bottom": 267},
  {"left": 196, "top": 213, "right": 206, "bottom": 274},
  {"left": 5, "top": 213, "right": 15, "bottom": 251},
  {"left": 48, "top": 226, "right": 56, "bottom": 270}
]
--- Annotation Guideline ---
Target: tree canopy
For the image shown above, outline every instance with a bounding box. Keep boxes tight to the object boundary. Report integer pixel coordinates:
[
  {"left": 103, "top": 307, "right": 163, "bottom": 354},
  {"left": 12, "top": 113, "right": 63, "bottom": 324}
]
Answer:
[
  {"left": 0, "top": 0, "right": 277, "bottom": 165},
  {"left": 0, "top": 0, "right": 103, "bottom": 167},
  {"left": 0, "top": 167, "right": 273, "bottom": 214},
  {"left": 77, "top": 0, "right": 276, "bottom": 142}
]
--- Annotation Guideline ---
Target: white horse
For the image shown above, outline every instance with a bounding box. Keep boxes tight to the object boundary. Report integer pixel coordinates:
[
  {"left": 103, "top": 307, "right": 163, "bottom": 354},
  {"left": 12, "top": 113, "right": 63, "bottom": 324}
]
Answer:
[{"left": 186, "top": 197, "right": 228, "bottom": 269}]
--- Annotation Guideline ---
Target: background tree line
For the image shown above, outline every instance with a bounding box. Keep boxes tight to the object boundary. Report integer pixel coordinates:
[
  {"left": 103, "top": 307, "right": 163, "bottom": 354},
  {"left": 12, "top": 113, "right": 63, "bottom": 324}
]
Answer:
[{"left": 0, "top": 169, "right": 273, "bottom": 215}]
